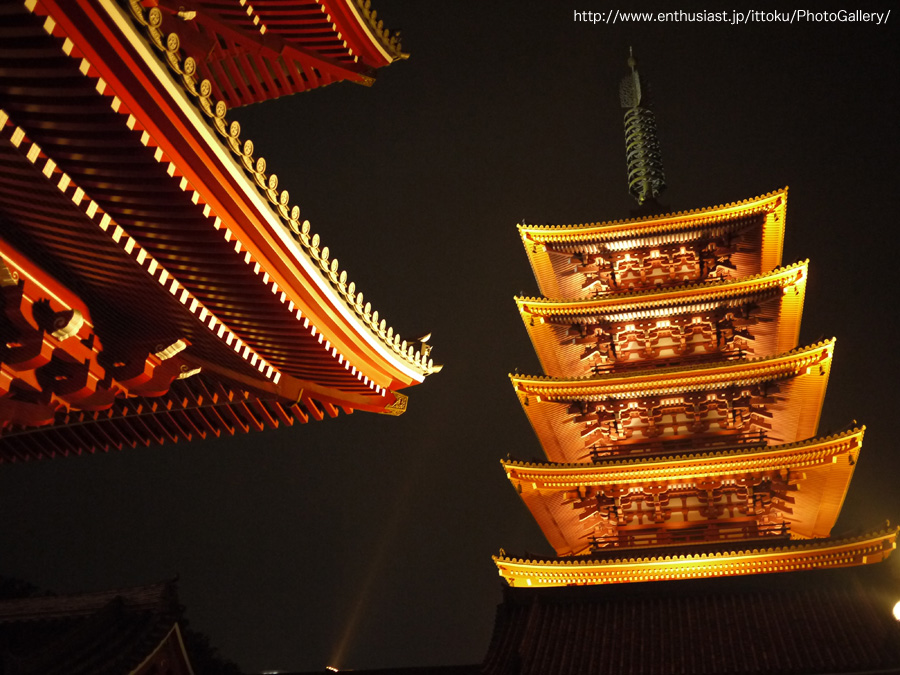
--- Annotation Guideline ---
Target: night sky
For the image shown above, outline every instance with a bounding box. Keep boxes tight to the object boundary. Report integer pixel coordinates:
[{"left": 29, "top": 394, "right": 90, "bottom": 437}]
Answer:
[{"left": 2, "top": 2, "right": 899, "bottom": 672}]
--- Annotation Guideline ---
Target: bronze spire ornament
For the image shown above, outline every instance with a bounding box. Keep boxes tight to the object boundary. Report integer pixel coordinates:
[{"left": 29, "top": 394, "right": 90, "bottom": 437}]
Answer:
[{"left": 620, "top": 48, "right": 666, "bottom": 206}]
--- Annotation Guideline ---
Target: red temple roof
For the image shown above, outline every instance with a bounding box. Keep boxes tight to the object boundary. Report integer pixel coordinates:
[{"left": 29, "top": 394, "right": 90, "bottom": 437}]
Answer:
[
  {"left": 0, "top": 0, "right": 436, "bottom": 457},
  {"left": 0, "top": 580, "right": 194, "bottom": 675},
  {"left": 136, "top": 0, "right": 406, "bottom": 107}
]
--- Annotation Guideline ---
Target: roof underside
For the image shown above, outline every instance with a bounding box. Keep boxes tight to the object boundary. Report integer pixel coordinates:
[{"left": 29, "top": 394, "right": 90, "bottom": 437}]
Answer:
[
  {"left": 0, "top": 0, "right": 430, "bottom": 403},
  {"left": 0, "top": 371, "right": 337, "bottom": 462}
]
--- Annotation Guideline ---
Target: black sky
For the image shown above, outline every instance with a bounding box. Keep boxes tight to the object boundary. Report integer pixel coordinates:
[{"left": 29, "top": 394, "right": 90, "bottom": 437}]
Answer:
[{"left": 2, "top": 2, "right": 899, "bottom": 672}]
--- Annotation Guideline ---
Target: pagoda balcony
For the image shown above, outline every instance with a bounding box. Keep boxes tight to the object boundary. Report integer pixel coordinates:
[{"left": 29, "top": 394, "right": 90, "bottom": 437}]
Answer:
[{"left": 588, "top": 347, "right": 748, "bottom": 375}]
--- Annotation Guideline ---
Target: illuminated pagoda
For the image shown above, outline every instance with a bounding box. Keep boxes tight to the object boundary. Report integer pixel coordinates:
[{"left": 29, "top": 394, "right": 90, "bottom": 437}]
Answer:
[
  {"left": 484, "top": 54, "right": 900, "bottom": 675},
  {"left": 0, "top": 0, "right": 438, "bottom": 461}
]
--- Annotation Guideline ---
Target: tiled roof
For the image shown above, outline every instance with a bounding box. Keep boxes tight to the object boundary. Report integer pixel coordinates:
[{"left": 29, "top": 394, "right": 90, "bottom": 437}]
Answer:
[
  {"left": 0, "top": 581, "right": 184, "bottom": 675},
  {"left": 483, "top": 562, "right": 900, "bottom": 675}
]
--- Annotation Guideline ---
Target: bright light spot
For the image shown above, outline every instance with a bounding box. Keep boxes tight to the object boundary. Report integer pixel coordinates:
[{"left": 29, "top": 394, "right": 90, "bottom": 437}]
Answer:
[
  {"left": 892, "top": 601, "right": 900, "bottom": 621},
  {"left": 327, "top": 668, "right": 339, "bottom": 673}
]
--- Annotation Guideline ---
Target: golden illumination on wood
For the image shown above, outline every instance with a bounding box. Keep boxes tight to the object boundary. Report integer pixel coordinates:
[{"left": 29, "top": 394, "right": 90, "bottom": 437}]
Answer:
[
  {"left": 517, "top": 261, "right": 807, "bottom": 377},
  {"left": 512, "top": 340, "right": 833, "bottom": 463},
  {"left": 494, "top": 526, "right": 898, "bottom": 588},
  {"left": 504, "top": 428, "right": 862, "bottom": 555},
  {"left": 502, "top": 182, "right": 895, "bottom": 583},
  {"left": 519, "top": 189, "right": 787, "bottom": 300}
]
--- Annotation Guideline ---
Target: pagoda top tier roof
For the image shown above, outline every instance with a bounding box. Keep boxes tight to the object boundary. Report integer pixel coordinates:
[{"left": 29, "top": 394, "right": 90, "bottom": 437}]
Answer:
[
  {"left": 519, "top": 188, "right": 787, "bottom": 300},
  {"left": 493, "top": 524, "right": 899, "bottom": 587},
  {"left": 518, "top": 188, "right": 788, "bottom": 244}
]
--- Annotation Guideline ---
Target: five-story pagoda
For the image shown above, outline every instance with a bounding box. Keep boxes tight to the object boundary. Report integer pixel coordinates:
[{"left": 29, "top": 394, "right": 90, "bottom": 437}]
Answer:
[{"left": 493, "top": 54, "right": 897, "bottom": 596}]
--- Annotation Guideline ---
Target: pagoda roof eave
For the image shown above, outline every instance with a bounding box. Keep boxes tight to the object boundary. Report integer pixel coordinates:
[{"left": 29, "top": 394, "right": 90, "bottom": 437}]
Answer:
[
  {"left": 502, "top": 426, "right": 863, "bottom": 476},
  {"left": 493, "top": 525, "right": 899, "bottom": 587},
  {"left": 511, "top": 339, "right": 834, "bottom": 396},
  {"left": 515, "top": 260, "right": 808, "bottom": 318},
  {"left": 518, "top": 188, "right": 788, "bottom": 243}
]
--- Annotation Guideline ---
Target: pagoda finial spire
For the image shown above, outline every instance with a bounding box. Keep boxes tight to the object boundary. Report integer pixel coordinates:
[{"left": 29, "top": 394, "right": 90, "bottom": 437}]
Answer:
[{"left": 620, "top": 48, "right": 666, "bottom": 206}]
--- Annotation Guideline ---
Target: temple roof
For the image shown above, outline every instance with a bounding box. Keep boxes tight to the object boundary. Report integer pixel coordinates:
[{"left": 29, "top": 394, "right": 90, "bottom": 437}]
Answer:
[
  {"left": 519, "top": 188, "right": 787, "bottom": 299},
  {"left": 517, "top": 261, "right": 807, "bottom": 377},
  {"left": 0, "top": 580, "right": 192, "bottom": 675},
  {"left": 143, "top": 0, "right": 406, "bottom": 107},
  {"left": 504, "top": 428, "right": 863, "bottom": 555},
  {"left": 482, "top": 561, "right": 900, "bottom": 675},
  {"left": 0, "top": 0, "right": 436, "bottom": 429},
  {"left": 493, "top": 525, "right": 899, "bottom": 587},
  {"left": 119, "top": 0, "right": 437, "bottom": 384},
  {"left": 0, "top": 581, "right": 176, "bottom": 623}
]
